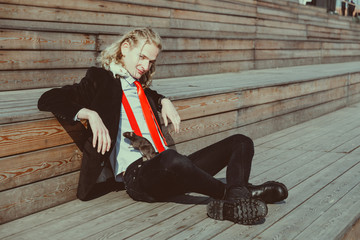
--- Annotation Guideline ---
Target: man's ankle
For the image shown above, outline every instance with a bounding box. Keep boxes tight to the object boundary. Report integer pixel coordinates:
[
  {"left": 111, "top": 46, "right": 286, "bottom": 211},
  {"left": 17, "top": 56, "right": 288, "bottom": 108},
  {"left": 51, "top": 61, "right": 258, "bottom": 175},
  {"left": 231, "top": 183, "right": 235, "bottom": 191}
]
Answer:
[{"left": 224, "top": 186, "right": 251, "bottom": 201}]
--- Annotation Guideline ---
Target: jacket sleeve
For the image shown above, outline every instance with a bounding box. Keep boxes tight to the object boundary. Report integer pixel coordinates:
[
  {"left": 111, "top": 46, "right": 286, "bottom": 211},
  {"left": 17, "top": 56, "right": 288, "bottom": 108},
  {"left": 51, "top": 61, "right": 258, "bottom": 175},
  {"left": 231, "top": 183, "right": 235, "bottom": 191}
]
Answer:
[
  {"left": 37, "top": 67, "right": 105, "bottom": 121},
  {"left": 144, "top": 88, "right": 166, "bottom": 112}
]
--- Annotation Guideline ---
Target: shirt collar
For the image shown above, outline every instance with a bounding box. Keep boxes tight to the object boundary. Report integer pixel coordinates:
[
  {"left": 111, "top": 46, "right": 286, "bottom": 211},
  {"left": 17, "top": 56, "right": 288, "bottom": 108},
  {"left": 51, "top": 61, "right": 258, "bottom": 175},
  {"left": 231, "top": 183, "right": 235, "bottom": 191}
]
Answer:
[{"left": 109, "top": 62, "right": 137, "bottom": 86}]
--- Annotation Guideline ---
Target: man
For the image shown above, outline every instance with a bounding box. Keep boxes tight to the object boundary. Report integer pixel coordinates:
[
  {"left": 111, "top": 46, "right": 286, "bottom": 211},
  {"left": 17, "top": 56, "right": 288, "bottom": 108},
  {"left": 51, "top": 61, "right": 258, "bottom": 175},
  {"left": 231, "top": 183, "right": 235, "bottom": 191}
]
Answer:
[
  {"left": 38, "top": 28, "right": 288, "bottom": 225},
  {"left": 327, "top": 0, "right": 337, "bottom": 14}
]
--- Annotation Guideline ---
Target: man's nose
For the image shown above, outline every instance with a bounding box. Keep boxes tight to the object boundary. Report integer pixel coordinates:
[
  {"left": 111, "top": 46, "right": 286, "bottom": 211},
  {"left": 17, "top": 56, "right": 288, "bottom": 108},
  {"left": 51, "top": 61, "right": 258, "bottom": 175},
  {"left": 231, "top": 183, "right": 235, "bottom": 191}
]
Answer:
[{"left": 142, "top": 60, "right": 150, "bottom": 71}]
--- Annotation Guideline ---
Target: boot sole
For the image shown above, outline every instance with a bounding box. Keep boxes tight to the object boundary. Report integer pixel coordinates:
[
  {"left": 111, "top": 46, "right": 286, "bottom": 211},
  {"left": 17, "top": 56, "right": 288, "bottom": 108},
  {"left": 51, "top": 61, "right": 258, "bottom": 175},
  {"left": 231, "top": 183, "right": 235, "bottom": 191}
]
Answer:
[{"left": 207, "top": 198, "right": 268, "bottom": 225}]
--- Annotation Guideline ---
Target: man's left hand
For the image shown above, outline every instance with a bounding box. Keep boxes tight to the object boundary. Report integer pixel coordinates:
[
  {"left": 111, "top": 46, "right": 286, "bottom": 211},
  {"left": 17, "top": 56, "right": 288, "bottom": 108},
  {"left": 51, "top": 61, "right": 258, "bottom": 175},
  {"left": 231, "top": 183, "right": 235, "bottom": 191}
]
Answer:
[{"left": 161, "top": 98, "right": 181, "bottom": 133}]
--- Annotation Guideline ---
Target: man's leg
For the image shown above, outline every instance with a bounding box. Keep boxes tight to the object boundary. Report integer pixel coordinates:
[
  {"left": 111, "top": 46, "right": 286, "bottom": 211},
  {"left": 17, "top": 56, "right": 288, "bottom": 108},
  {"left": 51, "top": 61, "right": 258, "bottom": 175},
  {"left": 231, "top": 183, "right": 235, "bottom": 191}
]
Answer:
[
  {"left": 188, "top": 134, "right": 254, "bottom": 190},
  {"left": 135, "top": 148, "right": 226, "bottom": 200},
  {"left": 135, "top": 134, "right": 254, "bottom": 200}
]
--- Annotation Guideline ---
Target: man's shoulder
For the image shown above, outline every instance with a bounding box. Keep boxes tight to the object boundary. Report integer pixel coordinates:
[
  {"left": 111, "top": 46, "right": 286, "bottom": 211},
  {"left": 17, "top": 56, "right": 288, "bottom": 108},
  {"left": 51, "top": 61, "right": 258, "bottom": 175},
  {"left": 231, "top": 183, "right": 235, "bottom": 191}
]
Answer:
[{"left": 86, "top": 66, "right": 111, "bottom": 78}]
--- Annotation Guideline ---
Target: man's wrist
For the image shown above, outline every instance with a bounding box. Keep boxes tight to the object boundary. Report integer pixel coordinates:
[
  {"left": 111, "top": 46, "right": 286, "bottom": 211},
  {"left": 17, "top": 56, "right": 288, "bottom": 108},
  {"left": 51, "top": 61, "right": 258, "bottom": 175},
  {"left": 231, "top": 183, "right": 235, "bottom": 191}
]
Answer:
[{"left": 158, "top": 96, "right": 169, "bottom": 109}]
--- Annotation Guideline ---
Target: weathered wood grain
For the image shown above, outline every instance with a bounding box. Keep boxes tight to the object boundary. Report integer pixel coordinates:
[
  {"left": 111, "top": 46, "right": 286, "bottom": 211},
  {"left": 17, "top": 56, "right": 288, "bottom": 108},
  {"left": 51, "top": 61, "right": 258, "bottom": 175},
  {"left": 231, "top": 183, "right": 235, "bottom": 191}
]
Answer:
[
  {"left": 0, "top": 50, "right": 97, "bottom": 70},
  {"left": 0, "top": 0, "right": 171, "bottom": 18},
  {"left": 0, "top": 29, "right": 96, "bottom": 50},
  {"left": 99, "top": 36, "right": 255, "bottom": 51},
  {"left": 1, "top": 103, "right": 360, "bottom": 238},
  {"left": 0, "top": 190, "right": 122, "bottom": 239},
  {"left": 0, "top": 69, "right": 86, "bottom": 91},
  {"left": 0, "top": 3, "right": 171, "bottom": 28},
  {"left": 0, "top": 144, "right": 82, "bottom": 191},
  {"left": 0, "top": 119, "right": 86, "bottom": 158},
  {"left": 0, "top": 172, "right": 79, "bottom": 224}
]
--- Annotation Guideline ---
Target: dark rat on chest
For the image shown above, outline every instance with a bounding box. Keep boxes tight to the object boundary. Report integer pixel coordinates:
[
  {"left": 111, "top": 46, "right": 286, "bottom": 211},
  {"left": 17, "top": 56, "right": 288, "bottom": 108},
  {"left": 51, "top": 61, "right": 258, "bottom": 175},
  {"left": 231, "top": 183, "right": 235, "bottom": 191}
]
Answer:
[{"left": 123, "top": 131, "right": 157, "bottom": 161}]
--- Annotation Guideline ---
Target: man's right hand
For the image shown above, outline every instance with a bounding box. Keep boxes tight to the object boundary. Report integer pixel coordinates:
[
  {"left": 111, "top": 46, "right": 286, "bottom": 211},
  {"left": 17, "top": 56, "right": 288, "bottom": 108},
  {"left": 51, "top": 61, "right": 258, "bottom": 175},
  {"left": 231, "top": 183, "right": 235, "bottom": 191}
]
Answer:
[{"left": 77, "top": 108, "right": 111, "bottom": 155}]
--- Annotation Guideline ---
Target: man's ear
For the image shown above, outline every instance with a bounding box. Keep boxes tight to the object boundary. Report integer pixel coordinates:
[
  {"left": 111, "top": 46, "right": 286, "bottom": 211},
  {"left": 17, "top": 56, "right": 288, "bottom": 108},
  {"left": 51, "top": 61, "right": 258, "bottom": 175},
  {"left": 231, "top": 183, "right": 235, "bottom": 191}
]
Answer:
[{"left": 121, "top": 41, "right": 130, "bottom": 55}]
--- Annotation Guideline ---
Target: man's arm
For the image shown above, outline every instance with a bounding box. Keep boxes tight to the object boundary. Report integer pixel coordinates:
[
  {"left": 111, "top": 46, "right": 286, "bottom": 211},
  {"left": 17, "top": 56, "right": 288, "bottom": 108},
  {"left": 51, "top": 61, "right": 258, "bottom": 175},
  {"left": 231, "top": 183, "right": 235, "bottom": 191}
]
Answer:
[
  {"left": 38, "top": 67, "right": 111, "bottom": 155},
  {"left": 145, "top": 88, "right": 181, "bottom": 133},
  {"left": 38, "top": 67, "right": 101, "bottom": 121}
]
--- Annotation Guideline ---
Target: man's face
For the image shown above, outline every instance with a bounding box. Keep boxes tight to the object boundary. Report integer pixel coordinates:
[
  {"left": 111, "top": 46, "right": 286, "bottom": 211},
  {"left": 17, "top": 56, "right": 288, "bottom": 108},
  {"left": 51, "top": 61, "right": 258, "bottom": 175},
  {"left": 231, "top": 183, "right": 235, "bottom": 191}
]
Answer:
[{"left": 121, "top": 39, "right": 160, "bottom": 79}]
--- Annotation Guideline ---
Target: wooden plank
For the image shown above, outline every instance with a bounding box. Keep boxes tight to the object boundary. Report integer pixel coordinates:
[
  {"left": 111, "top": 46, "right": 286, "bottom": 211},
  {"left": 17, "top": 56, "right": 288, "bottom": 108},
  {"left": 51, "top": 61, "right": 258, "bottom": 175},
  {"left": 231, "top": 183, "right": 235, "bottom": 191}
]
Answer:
[
  {"left": 0, "top": 0, "right": 171, "bottom": 18},
  {"left": 175, "top": 98, "right": 347, "bottom": 154},
  {"left": 256, "top": 26, "right": 307, "bottom": 38},
  {"left": 255, "top": 158, "right": 360, "bottom": 240},
  {"left": 0, "top": 50, "right": 96, "bottom": 70},
  {"left": 0, "top": 119, "right": 86, "bottom": 158},
  {"left": 167, "top": 85, "right": 347, "bottom": 145},
  {"left": 213, "top": 152, "right": 352, "bottom": 239},
  {"left": 0, "top": 29, "right": 96, "bottom": 50},
  {"left": 239, "top": 75, "right": 347, "bottom": 107},
  {"left": 1, "top": 104, "right": 359, "bottom": 237},
  {"left": 52, "top": 196, "right": 206, "bottom": 239},
  {"left": 166, "top": 137, "right": 357, "bottom": 239},
  {"left": 0, "top": 144, "right": 81, "bottom": 191},
  {"left": 255, "top": 58, "right": 321, "bottom": 69},
  {"left": 348, "top": 92, "right": 360, "bottom": 105},
  {"left": 256, "top": 106, "right": 350, "bottom": 149},
  {"left": 125, "top": 205, "right": 208, "bottom": 239},
  {"left": 157, "top": 50, "right": 254, "bottom": 65},
  {"left": 0, "top": 172, "right": 79, "bottom": 224},
  {"left": 0, "top": 19, "right": 256, "bottom": 39},
  {"left": 257, "top": 1, "right": 297, "bottom": 15},
  {"left": 0, "top": 191, "right": 121, "bottom": 239},
  {"left": 257, "top": 19, "right": 306, "bottom": 31},
  {"left": 257, "top": 6, "right": 297, "bottom": 20},
  {"left": 333, "top": 134, "right": 360, "bottom": 154},
  {"left": 321, "top": 56, "right": 360, "bottom": 64},
  {"left": 341, "top": 216, "right": 360, "bottom": 240},
  {"left": 2, "top": 193, "right": 144, "bottom": 240},
  {"left": 169, "top": 18, "right": 256, "bottom": 33},
  {"left": 322, "top": 49, "right": 360, "bottom": 58},
  {"left": 167, "top": 151, "right": 323, "bottom": 239},
  {"left": 172, "top": 92, "right": 241, "bottom": 120},
  {"left": 0, "top": 69, "right": 86, "bottom": 91},
  {"left": 255, "top": 49, "right": 322, "bottom": 60},
  {"left": 124, "top": 0, "right": 258, "bottom": 17},
  {"left": 0, "top": 3, "right": 171, "bottom": 28},
  {"left": 164, "top": 110, "right": 239, "bottom": 145},
  {"left": 171, "top": 9, "right": 256, "bottom": 25},
  {"left": 0, "top": 49, "right": 254, "bottom": 71},
  {"left": 99, "top": 35, "right": 255, "bottom": 51},
  {"left": 349, "top": 72, "right": 360, "bottom": 85},
  {"left": 155, "top": 60, "right": 255, "bottom": 79},
  {"left": 255, "top": 39, "right": 322, "bottom": 50},
  {"left": 0, "top": 3, "right": 255, "bottom": 34},
  {"left": 37, "top": 200, "right": 170, "bottom": 239},
  {"left": 1, "top": 71, "right": 350, "bottom": 124},
  {"left": 322, "top": 42, "right": 360, "bottom": 50},
  {"left": 0, "top": 0, "right": 257, "bottom": 22}
]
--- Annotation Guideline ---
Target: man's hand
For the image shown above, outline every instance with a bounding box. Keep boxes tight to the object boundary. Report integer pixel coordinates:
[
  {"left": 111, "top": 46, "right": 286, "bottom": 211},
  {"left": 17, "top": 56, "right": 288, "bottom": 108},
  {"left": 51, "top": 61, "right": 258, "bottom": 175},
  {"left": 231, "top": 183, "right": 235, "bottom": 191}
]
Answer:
[
  {"left": 77, "top": 108, "right": 111, "bottom": 155},
  {"left": 161, "top": 98, "right": 181, "bottom": 133}
]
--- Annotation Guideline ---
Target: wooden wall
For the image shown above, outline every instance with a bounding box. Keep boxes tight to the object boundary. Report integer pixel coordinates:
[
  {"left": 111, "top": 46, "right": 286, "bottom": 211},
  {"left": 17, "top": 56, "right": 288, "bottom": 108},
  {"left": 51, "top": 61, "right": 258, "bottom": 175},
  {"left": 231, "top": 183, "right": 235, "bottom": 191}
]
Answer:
[
  {"left": 1, "top": 0, "right": 360, "bottom": 92},
  {"left": 1, "top": 0, "right": 360, "bottom": 224}
]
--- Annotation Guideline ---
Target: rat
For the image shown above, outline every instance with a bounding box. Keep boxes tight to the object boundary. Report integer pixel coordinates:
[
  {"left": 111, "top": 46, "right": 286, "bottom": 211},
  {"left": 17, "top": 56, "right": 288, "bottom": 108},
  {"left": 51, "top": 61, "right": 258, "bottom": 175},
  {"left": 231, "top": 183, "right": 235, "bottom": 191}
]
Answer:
[{"left": 123, "top": 131, "right": 157, "bottom": 161}]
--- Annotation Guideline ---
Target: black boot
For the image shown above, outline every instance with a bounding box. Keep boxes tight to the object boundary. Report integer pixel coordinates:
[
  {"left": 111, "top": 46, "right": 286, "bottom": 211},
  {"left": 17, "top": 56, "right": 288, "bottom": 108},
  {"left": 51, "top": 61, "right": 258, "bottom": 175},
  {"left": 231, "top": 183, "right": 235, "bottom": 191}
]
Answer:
[
  {"left": 207, "top": 186, "right": 268, "bottom": 225},
  {"left": 247, "top": 181, "right": 288, "bottom": 203}
]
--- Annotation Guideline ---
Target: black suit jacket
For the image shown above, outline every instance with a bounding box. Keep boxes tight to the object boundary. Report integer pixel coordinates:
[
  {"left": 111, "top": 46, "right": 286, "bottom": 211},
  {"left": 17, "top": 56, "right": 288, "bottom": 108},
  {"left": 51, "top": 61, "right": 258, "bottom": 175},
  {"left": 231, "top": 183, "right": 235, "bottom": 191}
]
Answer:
[{"left": 38, "top": 67, "right": 165, "bottom": 200}]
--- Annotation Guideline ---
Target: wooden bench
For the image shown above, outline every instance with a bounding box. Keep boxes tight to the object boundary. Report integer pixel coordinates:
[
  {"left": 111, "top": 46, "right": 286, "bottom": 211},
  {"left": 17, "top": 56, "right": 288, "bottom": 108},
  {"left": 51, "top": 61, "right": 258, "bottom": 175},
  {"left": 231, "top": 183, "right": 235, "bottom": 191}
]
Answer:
[
  {"left": 1, "top": 102, "right": 359, "bottom": 239},
  {"left": 1, "top": 0, "right": 360, "bottom": 234}
]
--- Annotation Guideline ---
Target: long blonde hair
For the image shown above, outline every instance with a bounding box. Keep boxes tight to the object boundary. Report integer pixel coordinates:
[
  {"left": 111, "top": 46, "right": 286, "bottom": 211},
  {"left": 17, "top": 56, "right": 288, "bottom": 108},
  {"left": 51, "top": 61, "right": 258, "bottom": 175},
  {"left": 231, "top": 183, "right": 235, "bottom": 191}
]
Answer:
[{"left": 98, "top": 28, "right": 162, "bottom": 88}]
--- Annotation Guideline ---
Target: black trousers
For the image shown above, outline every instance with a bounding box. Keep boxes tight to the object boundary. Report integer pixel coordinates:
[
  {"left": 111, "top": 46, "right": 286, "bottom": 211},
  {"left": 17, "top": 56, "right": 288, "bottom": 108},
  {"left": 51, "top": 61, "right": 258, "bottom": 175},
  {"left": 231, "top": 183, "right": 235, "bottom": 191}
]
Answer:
[
  {"left": 327, "top": 0, "right": 336, "bottom": 12},
  {"left": 123, "top": 134, "right": 254, "bottom": 202}
]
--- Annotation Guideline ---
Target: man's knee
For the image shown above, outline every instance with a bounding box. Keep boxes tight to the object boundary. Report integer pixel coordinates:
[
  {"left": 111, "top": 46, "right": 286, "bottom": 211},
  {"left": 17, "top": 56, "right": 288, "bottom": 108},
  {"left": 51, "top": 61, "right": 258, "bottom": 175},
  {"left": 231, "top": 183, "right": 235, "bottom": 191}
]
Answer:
[{"left": 230, "top": 134, "right": 254, "bottom": 149}]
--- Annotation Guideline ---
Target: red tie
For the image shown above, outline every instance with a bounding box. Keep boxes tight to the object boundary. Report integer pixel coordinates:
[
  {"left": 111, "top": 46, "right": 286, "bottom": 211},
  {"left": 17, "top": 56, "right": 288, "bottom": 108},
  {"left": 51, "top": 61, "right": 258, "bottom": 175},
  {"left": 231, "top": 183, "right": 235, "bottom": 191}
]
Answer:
[{"left": 122, "top": 81, "right": 167, "bottom": 152}]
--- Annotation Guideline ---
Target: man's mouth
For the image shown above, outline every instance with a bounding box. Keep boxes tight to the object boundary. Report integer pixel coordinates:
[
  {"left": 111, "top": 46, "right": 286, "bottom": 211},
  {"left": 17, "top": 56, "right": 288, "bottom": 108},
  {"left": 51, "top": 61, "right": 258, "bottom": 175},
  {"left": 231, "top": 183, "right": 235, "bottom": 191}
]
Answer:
[{"left": 137, "top": 69, "right": 144, "bottom": 75}]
